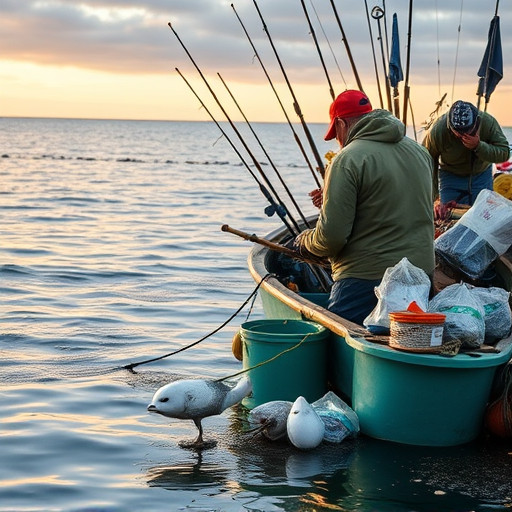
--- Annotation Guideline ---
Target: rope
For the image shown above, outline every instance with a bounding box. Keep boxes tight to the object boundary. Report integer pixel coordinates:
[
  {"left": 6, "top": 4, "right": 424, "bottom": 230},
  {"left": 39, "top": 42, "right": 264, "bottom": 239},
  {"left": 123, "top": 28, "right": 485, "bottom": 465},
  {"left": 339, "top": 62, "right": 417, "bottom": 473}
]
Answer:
[
  {"left": 216, "top": 332, "right": 314, "bottom": 382},
  {"left": 122, "top": 273, "right": 271, "bottom": 371}
]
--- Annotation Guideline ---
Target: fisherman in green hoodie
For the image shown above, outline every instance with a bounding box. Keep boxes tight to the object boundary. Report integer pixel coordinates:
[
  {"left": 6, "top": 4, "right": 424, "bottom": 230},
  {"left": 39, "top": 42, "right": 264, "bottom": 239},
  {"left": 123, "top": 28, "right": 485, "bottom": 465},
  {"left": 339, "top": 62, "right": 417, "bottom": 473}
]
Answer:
[
  {"left": 294, "top": 90, "right": 435, "bottom": 326},
  {"left": 422, "top": 100, "right": 509, "bottom": 219}
]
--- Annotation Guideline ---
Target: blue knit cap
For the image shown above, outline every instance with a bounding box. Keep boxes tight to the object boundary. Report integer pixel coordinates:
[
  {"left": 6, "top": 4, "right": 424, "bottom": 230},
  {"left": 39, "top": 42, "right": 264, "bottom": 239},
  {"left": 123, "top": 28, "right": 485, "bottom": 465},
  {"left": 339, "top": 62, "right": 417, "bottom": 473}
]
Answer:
[{"left": 448, "top": 101, "right": 480, "bottom": 134}]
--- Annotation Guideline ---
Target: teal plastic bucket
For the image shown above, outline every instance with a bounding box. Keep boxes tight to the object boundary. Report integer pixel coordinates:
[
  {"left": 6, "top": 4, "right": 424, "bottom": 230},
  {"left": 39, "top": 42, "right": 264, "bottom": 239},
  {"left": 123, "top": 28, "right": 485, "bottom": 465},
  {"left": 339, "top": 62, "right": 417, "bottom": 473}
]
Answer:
[
  {"left": 345, "top": 335, "right": 512, "bottom": 446},
  {"left": 240, "top": 319, "right": 328, "bottom": 408}
]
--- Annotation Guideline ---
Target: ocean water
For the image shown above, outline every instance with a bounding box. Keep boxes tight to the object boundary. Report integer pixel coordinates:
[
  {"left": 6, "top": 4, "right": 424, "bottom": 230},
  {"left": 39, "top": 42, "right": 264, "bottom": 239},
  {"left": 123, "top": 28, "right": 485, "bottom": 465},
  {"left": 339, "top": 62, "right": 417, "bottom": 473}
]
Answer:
[{"left": 1, "top": 117, "right": 512, "bottom": 512}]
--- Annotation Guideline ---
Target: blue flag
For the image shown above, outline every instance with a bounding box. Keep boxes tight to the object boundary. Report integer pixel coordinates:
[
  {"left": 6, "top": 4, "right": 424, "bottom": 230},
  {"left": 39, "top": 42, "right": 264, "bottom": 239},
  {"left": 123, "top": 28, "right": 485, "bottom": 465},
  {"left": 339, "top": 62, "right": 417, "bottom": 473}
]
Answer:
[
  {"left": 477, "top": 16, "right": 503, "bottom": 101},
  {"left": 389, "top": 13, "right": 403, "bottom": 88}
]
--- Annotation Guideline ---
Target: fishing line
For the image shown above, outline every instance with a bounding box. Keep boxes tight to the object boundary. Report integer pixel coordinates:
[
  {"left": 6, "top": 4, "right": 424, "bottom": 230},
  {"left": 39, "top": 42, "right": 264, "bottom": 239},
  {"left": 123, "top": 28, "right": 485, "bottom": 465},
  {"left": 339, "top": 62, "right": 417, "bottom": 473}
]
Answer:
[
  {"left": 364, "top": 0, "right": 384, "bottom": 108},
  {"left": 451, "top": 0, "right": 465, "bottom": 103},
  {"left": 309, "top": 0, "right": 347, "bottom": 88},
  {"left": 435, "top": 0, "right": 442, "bottom": 96},
  {"left": 252, "top": 0, "right": 326, "bottom": 181},
  {"left": 329, "top": 0, "right": 363, "bottom": 91},
  {"left": 122, "top": 274, "right": 272, "bottom": 371},
  {"left": 217, "top": 72, "right": 311, "bottom": 229},
  {"left": 168, "top": 22, "right": 301, "bottom": 235},
  {"left": 176, "top": 67, "right": 298, "bottom": 237},
  {"left": 231, "top": 3, "right": 322, "bottom": 186},
  {"left": 300, "top": 0, "right": 335, "bottom": 101}
]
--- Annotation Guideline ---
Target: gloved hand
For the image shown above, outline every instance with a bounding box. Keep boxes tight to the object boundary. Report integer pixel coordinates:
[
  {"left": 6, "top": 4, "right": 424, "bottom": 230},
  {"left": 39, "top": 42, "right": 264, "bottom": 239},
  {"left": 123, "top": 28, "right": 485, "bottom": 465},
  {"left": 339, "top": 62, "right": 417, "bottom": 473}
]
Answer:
[
  {"left": 308, "top": 188, "right": 323, "bottom": 209},
  {"left": 434, "top": 200, "right": 457, "bottom": 221}
]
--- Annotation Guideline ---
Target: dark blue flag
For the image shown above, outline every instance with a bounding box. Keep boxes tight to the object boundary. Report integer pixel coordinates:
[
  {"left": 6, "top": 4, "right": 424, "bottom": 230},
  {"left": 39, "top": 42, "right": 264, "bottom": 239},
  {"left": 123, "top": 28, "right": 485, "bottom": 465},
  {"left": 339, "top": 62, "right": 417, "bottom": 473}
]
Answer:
[
  {"left": 389, "top": 13, "right": 403, "bottom": 88},
  {"left": 477, "top": 16, "right": 503, "bottom": 101}
]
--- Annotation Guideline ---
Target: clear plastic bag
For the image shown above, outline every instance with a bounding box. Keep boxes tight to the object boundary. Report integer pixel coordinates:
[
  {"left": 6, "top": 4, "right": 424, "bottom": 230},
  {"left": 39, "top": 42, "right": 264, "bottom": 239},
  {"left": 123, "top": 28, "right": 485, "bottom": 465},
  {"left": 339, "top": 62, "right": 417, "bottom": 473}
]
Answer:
[
  {"left": 428, "top": 282, "right": 485, "bottom": 348},
  {"left": 312, "top": 391, "right": 359, "bottom": 443},
  {"left": 364, "top": 257, "right": 431, "bottom": 333},
  {"left": 469, "top": 286, "right": 512, "bottom": 343}
]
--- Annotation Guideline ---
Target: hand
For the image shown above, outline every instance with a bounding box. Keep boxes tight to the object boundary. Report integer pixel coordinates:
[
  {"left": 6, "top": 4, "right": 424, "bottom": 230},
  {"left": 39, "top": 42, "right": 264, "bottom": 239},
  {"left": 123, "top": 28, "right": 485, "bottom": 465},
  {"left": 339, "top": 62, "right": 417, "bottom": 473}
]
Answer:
[
  {"left": 292, "top": 232, "right": 330, "bottom": 267},
  {"left": 434, "top": 200, "right": 457, "bottom": 221},
  {"left": 460, "top": 132, "right": 480, "bottom": 150},
  {"left": 309, "top": 188, "right": 323, "bottom": 208}
]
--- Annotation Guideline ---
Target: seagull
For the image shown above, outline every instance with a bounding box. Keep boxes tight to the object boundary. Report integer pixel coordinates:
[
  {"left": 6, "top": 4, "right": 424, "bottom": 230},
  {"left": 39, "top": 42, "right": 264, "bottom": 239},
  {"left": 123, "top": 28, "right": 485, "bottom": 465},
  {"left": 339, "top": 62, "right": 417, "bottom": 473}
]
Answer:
[
  {"left": 287, "top": 396, "right": 325, "bottom": 450},
  {"left": 147, "top": 376, "right": 252, "bottom": 449}
]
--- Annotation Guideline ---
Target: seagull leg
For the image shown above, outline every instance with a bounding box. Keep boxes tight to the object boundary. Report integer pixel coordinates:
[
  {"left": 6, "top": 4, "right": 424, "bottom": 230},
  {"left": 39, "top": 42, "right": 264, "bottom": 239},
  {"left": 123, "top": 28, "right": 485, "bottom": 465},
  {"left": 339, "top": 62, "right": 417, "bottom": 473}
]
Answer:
[
  {"left": 193, "top": 418, "right": 204, "bottom": 445},
  {"left": 178, "top": 418, "right": 216, "bottom": 450}
]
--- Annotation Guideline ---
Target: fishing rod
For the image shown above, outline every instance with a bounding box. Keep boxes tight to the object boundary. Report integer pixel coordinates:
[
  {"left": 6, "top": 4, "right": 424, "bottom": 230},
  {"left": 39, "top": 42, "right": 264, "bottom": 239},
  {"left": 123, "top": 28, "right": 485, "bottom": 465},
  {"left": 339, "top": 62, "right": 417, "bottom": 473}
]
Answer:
[
  {"left": 299, "top": 0, "right": 335, "bottom": 101},
  {"left": 176, "top": 67, "right": 332, "bottom": 291},
  {"left": 251, "top": 0, "right": 326, "bottom": 181},
  {"left": 175, "top": 67, "right": 297, "bottom": 237},
  {"left": 217, "top": 72, "right": 312, "bottom": 229},
  {"left": 372, "top": 6, "right": 393, "bottom": 112},
  {"left": 221, "top": 224, "right": 330, "bottom": 268},
  {"left": 328, "top": 0, "right": 363, "bottom": 91},
  {"left": 231, "top": 4, "right": 322, "bottom": 187},
  {"left": 364, "top": 0, "right": 384, "bottom": 108},
  {"left": 168, "top": 22, "right": 303, "bottom": 235},
  {"left": 402, "top": 0, "right": 414, "bottom": 129},
  {"left": 382, "top": 0, "right": 391, "bottom": 66}
]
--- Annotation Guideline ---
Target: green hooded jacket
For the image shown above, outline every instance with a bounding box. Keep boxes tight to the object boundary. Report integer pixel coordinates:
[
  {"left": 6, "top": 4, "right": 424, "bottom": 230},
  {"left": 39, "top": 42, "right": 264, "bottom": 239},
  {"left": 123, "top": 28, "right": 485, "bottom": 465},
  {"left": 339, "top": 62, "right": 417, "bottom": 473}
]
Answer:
[
  {"left": 301, "top": 109, "right": 435, "bottom": 281},
  {"left": 422, "top": 110, "right": 510, "bottom": 198}
]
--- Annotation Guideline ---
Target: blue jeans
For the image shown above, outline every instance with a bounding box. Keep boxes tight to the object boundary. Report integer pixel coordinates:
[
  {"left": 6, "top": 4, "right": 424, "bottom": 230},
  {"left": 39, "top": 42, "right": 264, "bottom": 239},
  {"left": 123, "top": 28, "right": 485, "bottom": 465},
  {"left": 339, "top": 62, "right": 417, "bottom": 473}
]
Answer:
[
  {"left": 328, "top": 277, "right": 381, "bottom": 326},
  {"left": 439, "top": 165, "right": 493, "bottom": 205}
]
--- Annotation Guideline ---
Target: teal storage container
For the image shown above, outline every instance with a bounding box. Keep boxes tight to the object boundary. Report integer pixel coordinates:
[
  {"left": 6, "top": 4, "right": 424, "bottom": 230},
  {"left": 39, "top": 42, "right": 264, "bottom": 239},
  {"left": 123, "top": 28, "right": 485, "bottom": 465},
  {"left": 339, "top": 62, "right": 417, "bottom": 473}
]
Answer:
[
  {"left": 240, "top": 319, "right": 328, "bottom": 408},
  {"left": 345, "top": 336, "right": 512, "bottom": 446}
]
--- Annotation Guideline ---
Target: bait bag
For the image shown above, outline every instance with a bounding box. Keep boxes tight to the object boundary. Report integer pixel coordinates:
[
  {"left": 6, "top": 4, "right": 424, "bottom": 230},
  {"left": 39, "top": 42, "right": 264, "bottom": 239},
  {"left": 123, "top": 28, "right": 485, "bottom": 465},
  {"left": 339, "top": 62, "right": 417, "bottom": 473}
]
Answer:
[
  {"left": 469, "top": 285, "right": 512, "bottom": 343},
  {"left": 428, "top": 282, "right": 485, "bottom": 348},
  {"left": 364, "top": 257, "right": 431, "bottom": 333},
  {"left": 435, "top": 189, "right": 512, "bottom": 279}
]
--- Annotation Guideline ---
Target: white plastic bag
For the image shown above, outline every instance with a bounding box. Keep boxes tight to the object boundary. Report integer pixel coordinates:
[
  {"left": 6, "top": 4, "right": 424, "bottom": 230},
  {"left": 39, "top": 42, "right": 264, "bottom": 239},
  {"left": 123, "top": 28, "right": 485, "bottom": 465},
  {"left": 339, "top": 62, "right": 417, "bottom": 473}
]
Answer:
[
  {"left": 364, "top": 257, "right": 431, "bottom": 332},
  {"left": 435, "top": 189, "right": 512, "bottom": 279},
  {"left": 428, "top": 282, "right": 485, "bottom": 348}
]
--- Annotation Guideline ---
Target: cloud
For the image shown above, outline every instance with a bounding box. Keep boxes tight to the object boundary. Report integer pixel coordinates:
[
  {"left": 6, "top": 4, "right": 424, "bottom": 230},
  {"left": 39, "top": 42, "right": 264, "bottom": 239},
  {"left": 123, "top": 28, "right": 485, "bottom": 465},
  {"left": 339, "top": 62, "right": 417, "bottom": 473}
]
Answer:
[{"left": 2, "top": 0, "right": 507, "bottom": 80}]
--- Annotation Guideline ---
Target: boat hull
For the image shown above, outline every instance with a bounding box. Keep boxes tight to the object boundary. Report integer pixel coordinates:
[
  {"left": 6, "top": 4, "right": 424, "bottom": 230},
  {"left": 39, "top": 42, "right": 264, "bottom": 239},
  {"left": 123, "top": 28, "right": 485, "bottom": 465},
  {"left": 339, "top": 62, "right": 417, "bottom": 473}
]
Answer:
[{"left": 247, "top": 222, "right": 512, "bottom": 446}]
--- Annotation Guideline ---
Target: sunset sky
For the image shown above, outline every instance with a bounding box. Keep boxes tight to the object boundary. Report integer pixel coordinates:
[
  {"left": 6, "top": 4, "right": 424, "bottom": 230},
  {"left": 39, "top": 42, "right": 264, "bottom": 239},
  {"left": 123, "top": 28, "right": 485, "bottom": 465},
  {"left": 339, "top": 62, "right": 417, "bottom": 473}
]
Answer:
[{"left": 2, "top": 0, "right": 511, "bottom": 127}]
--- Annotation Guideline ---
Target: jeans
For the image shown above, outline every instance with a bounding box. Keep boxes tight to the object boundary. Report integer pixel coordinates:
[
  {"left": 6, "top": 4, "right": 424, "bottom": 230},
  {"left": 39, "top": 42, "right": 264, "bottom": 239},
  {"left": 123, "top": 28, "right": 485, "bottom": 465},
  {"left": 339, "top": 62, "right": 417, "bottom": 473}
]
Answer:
[
  {"left": 439, "top": 165, "right": 493, "bottom": 205},
  {"left": 328, "top": 277, "right": 382, "bottom": 326}
]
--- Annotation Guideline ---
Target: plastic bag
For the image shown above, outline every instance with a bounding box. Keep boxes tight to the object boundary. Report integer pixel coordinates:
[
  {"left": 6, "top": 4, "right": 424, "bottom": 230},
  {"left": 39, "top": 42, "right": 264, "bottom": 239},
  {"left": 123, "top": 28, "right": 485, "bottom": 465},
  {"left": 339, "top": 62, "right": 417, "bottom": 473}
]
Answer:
[
  {"left": 469, "top": 286, "right": 512, "bottom": 343},
  {"left": 364, "top": 257, "right": 431, "bottom": 333},
  {"left": 435, "top": 189, "right": 512, "bottom": 279},
  {"left": 428, "top": 282, "right": 485, "bottom": 348},
  {"left": 312, "top": 391, "right": 359, "bottom": 443}
]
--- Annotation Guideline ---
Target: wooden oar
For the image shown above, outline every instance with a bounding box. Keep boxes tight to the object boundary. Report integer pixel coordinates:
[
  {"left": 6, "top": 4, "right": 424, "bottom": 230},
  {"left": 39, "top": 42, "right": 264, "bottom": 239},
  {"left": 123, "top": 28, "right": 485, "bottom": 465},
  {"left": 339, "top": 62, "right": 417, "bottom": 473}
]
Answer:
[{"left": 221, "top": 225, "right": 330, "bottom": 269}]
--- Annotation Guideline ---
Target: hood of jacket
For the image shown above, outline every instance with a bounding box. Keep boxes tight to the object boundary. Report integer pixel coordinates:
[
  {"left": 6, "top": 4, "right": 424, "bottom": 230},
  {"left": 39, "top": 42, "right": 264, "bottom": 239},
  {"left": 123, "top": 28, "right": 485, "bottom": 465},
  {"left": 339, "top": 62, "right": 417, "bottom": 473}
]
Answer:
[{"left": 345, "top": 108, "right": 405, "bottom": 146}]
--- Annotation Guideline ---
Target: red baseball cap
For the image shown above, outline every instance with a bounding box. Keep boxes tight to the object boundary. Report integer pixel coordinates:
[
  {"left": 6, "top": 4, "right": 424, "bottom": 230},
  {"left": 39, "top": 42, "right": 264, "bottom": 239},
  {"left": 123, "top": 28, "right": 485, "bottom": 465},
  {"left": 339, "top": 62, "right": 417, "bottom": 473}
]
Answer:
[{"left": 324, "top": 90, "right": 372, "bottom": 141}]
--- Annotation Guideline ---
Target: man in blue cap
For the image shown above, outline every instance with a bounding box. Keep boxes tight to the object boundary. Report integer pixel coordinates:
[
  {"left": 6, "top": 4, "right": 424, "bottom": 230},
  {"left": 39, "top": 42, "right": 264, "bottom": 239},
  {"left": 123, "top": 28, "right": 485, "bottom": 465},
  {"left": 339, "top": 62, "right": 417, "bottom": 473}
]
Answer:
[{"left": 422, "top": 100, "right": 510, "bottom": 218}]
